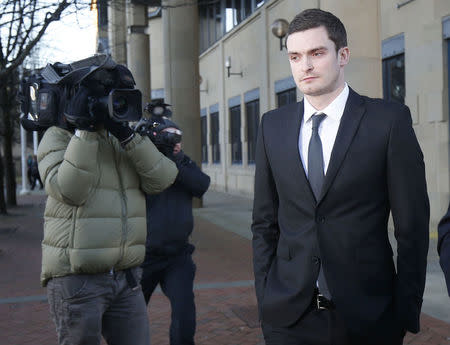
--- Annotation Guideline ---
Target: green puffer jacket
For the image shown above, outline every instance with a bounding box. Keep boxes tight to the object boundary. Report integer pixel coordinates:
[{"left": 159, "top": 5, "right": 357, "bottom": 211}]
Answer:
[{"left": 37, "top": 126, "right": 178, "bottom": 286}]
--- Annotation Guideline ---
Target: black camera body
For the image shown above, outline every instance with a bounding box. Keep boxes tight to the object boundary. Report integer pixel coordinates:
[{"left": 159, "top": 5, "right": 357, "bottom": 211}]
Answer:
[
  {"left": 19, "top": 68, "right": 68, "bottom": 132},
  {"left": 19, "top": 55, "right": 142, "bottom": 132},
  {"left": 134, "top": 100, "right": 182, "bottom": 150}
]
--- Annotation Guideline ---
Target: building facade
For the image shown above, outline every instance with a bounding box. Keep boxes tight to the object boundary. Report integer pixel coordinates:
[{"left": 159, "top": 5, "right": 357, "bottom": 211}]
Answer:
[{"left": 104, "top": 0, "right": 450, "bottom": 235}]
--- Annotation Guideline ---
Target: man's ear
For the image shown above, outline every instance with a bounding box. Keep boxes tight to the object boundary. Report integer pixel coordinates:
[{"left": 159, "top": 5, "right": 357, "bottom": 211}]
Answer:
[{"left": 339, "top": 47, "right": 350, "bottom": 67}]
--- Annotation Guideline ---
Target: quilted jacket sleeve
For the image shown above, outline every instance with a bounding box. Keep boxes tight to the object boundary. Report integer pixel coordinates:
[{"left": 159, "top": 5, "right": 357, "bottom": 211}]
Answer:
[
  {"left": 37, "top": 127, "right": 99, "bottom": 206},
  {"left": 122, "top": 133, "right": 178, "bottom": 194}
]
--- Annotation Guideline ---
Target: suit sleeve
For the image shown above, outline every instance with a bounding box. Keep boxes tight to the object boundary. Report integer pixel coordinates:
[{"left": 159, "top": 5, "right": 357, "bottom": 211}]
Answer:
[
  {"left": 251, "top": 114, "right": 279, "bottom": 317},
  {"left": 437, "top": 205, "right": 450, "bottom": 296},
  {"left": 387, "top": 106, "right": 430, "bottom": 333},
  {"left": 37, "top": 127, "right": 99, "bottom": 206}
]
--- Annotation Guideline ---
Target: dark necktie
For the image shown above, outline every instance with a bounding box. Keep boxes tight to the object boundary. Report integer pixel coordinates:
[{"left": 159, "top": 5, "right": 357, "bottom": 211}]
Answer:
[
  {"left": 308, "top": 113, "right": 326, "bottom": 200},
  {"left": 307, "top": 113, "right": 331, "bottom": 299}
]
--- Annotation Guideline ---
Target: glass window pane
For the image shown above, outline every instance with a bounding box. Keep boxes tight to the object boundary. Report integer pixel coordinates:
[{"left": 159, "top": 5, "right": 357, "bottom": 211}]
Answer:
[
  {"left": 201, "top": 116, "right": 208, "bottom": 163},
  {"left": 208, "top": 6, "right": 215, "bottom": 46},
  {"left": 230, "top": 105, "right": 242, "bottom": 164},
  {"left": 243, "top": 0, "right": 252, "bottom": 19},
  {"left": 210, "top": 112, "right": 220, "bottom": 163},
  {"left": 225, "top": 0, "right": 234, "bottom": 32},
  {"left": 246, "top": 99, "right": 259, "bottom": 164},
  {"left": 277, "top": 88, "right": 297, "bottom": 108},
  {"left": 215, "top": 0, "right": 222, "bottom": 41},
  {"left": 382, "top": 54, "right": 405, "bottom": 104},
  {"left": 199, "top": 6, "right": 208, "bottom": 53},
  {"left": 235, "top": 0, "right": 243, "bottom": 24}
]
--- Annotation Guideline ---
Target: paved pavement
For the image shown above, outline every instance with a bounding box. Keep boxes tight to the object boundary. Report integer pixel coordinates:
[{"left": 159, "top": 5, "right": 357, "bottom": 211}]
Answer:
[{"left": 0, "top": 189, "right": 448, "bottom": 345}]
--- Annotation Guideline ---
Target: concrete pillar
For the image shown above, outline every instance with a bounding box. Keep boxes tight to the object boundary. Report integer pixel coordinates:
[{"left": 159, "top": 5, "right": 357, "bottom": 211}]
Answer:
[
  {"left": 126, "top": 2, "right": 151, "bottom": 104},
  {"left": 162, "top": 0, "right": 201, "bottom": 166},
  {"left": 219, "top": 41, "right": 228, "bottom": 191},
  {"left": 96, "top": 0, "right": 109, "bottom": 54},
  {"left": 108, "top": 0, "right": 127, "bottom": 65},
  {"left": 33, "top": 131, "right": 38, "bottom": 154},
  {"left": 260, "top": 7, "right": 270, "bottom": 114}
]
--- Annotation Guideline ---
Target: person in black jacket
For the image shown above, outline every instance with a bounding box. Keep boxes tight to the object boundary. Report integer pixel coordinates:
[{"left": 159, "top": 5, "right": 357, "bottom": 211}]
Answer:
[
  {"left": 437, "top": 204, "right": 450, "bottom": 296},
  {"left": 30, "top": 155, "right": 43, "bottom": 190},
  {"left": 140, "top": 116, "right": 210, "bottom": 345}
]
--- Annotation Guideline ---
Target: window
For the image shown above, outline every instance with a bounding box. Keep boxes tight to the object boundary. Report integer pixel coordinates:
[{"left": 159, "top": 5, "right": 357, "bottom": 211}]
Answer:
[
  {"left": 225, "top": 0, "right": 235, "bottom": 32},
  {"left": 210, "top": 112, "right": 220, "bottom": 163},
  {"left": 246, "top": 99, "right": 259, "bottom": 164},
  {"left": 233, "top": 0, "right": 253, "bottom": 25},
  {"left": 201, "top": 116, "right": 208, "bottom": 163},
  {"left": 277, "top": 88, "right": 297, "bottom": 108},
  {"left": 243, "top": 0, "right": 252, "bottom": 19},
  {"left": 199, "top": 0, "right": 264, "bottom": 53},
  {"left": 382, "top": 54, "right": 405, "bottom": 104},
  {"left": 382, "top": 34, "right": 405, "bottom": 104},
  {"left": 199, "top": 0, "right": 222, "bottom": 53},
  {"left": 230, "top": 105, "right": 242, "bottom": 164}
]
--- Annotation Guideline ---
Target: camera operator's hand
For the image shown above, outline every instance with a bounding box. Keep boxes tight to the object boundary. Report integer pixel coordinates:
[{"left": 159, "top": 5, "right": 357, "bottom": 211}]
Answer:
[
  {"left": 156, "top": 143, "right": 175, "bottom": 158},
  {"left": 150, "top": 131, "right": 174, "bottom": 157},
  {"left": 172, "top": 150, "right": 188, "bottom": 168},
  {"left": 65, "top": 86, "right": 98, "bottom": 132},
  {"left": 104, "top": 117, "right": 135, "bottom": 146}
]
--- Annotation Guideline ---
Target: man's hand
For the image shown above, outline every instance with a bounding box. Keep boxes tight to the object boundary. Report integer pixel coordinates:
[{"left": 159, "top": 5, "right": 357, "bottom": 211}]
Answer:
[
  {"left": 104, "top": 117, "right": 135, "bottom": 146},
  {"left": 65, "top": 86, "right": 98, "bottom": 132},
  {"left": 172, "top": 149, "right": 186, "bottom": 168}
]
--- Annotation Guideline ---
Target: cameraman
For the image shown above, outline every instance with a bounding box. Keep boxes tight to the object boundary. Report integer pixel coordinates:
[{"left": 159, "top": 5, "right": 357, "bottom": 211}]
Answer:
[
  {"left": 37, "top": 64, "right": 178, "bottom": 345},
  {"left": 139, "top": 113, "right": 210, "bottom": 345}
]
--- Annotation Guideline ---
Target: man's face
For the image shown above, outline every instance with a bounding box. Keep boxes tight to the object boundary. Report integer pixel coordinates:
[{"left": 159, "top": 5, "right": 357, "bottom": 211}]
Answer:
[{"left": 286, "top": 26, "right": 349, "bottom": 98}]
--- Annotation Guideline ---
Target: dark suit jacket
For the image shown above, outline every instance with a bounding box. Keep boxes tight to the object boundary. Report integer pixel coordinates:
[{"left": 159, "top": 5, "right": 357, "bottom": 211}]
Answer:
[
  {"left": 437, "top": 205, "right": 450, "bottom": 296},
  {"left": 252, "top": 88, "right": 429, "bottom": 340}
]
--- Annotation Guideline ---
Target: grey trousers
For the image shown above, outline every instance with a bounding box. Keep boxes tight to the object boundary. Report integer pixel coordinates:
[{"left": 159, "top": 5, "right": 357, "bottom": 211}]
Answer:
[{"left": 47, "top": 267, "right": 150, "bottom": 345}]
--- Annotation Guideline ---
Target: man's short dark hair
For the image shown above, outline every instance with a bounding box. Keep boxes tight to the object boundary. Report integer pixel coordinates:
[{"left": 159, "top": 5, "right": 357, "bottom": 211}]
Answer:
[{"left": 287, "top": 8, "right": 347, "bottom": 51}]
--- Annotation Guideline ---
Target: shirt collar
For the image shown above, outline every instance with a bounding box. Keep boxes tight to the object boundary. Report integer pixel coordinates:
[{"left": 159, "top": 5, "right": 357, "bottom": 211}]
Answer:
[{"left": 303, "top": 83, "right": 349, "bottom": 123}]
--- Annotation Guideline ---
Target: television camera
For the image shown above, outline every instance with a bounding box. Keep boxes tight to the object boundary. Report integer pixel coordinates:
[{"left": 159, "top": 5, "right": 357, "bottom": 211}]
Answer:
[
  {"left": 19, "top": 54, "right": 142, "bottom": 132},
  {"left": 133, "top": 100, "right": 182, "bottom": 153}
]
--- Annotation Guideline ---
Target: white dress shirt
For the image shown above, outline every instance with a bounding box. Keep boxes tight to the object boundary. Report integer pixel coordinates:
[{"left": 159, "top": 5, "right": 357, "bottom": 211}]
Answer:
[{"left": 299, "top": 83, "right": 349, "bottom": 176}]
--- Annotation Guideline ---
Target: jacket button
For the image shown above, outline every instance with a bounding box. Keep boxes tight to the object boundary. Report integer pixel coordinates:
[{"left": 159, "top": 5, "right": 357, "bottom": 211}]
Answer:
[
  {"left": 312, "top": 256, "right": 320, "bottom": 264},
  {"left": 320, "top": 217, "right": 325, "bottom": 223}
]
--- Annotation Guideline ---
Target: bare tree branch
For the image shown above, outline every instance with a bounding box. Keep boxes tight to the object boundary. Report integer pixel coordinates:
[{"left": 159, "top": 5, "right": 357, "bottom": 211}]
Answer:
[
  {"left": 16, "top": 0, "right": 37, "bottom": 57},
  {"left": 0, "top": 0, "right": 72, "bottom": 80}
]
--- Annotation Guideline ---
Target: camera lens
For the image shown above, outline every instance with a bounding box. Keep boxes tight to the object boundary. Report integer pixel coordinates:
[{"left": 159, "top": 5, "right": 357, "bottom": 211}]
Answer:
[
  {"left": 108, "top": 89, "right": 141, "bottom": 122},
  {"left": 113, "top": 97, "right": 127, "bottom": 117}
]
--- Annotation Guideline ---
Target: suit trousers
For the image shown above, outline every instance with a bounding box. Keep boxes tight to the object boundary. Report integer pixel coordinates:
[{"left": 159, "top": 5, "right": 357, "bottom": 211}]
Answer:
[
  {"left": 262, "top": 303, "right": 405, "bottom": 345},
  {"left": 46, "top": 267, "right": 150, "bottom": 345},
  {"left": 262, "top": 306, "right": 348, "bottom": 345},
  {"left": 141, "top": 252, "right": 196, "bottom": 345}
]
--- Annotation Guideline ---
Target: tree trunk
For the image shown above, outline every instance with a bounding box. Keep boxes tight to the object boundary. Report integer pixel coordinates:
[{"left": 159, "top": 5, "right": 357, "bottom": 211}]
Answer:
[
  {"left": 0, "top": 82, "right": 17, "bottom": 206},
  {"left": 3, "top": 107, "right": 17, "bottom": 206},
  {"left": 0, "top": 150, "right": 7, "bottom": 214}
]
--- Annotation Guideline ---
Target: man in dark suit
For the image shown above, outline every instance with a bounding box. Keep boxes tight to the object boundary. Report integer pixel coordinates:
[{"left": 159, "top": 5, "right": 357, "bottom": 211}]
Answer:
[
  {"left": 437, "top": 205, "right": 450, "bottom": 296},
  {"left": 252, "top": 8, "right": 429, "bottom": 345}
]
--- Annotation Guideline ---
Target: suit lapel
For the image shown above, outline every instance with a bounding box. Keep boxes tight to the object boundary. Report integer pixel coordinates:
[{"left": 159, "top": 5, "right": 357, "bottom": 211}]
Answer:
[
  {"left": 317, "top": 88, "right": 366, "bottom": 204},
  {"left": 282, "top": 101, "right": 316, "bottom": 205}
]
